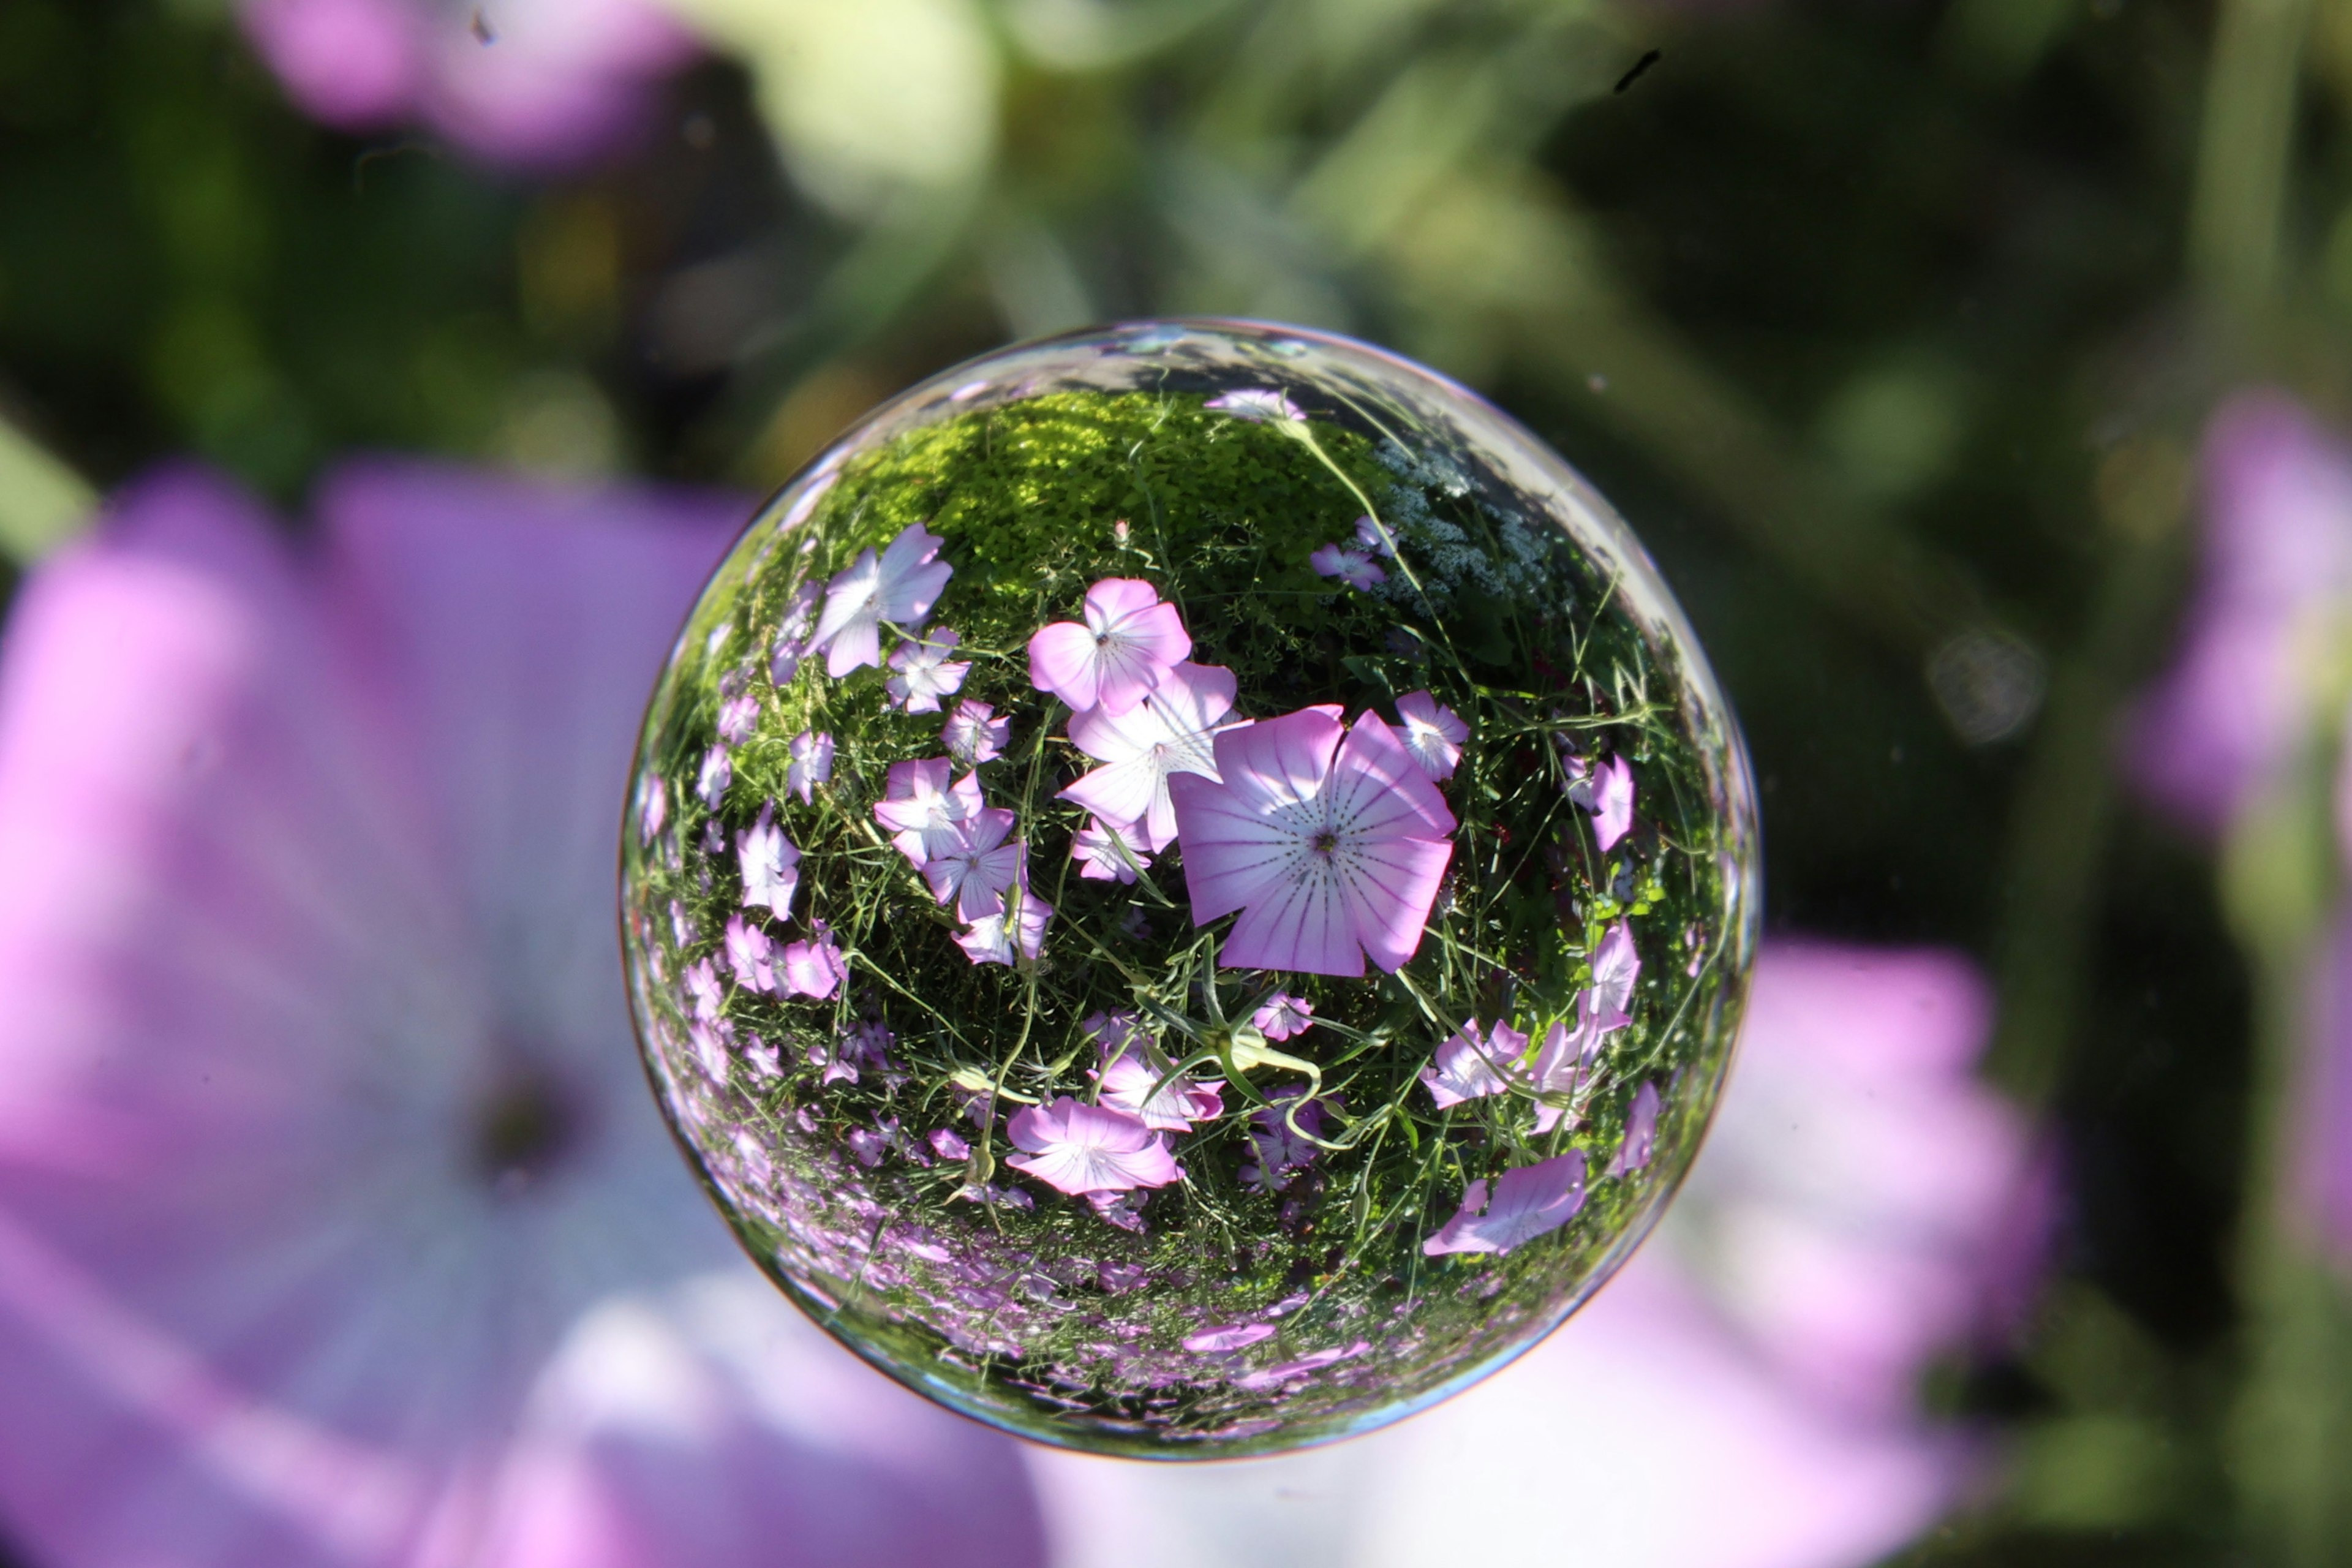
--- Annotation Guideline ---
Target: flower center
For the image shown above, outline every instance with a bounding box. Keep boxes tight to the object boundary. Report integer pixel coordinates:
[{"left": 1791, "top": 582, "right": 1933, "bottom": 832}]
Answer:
[
  {"left": 472, "top": 1058, "right": 581, "bottom": 1196},
  {"left": 1311, "top": 829, "right": 1340, "bottom": 856}
]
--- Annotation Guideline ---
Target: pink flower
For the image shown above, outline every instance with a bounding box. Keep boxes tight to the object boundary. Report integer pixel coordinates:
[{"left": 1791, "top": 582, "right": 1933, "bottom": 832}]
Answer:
[
  {"left": 1095, "top": 1054, "right": 1224, "bottom": 1133},
  {"left": 1420, "top": 1017, "right": 1525, "bottom": 1107},
  {"left": 694, "top": 741, "right": 731, "bottom": 809},
  {"left": 943, "top": 699, "right": 1010, "bottom": 765},
  {"left": 736, "top": 802, "right": 798, "bottom": 919},
  {"left": 1004, "top": 1098, "right": 1182, "bottom": 1195},
  {"left": 1394, "top": 690, "right": 1468, "bottom": 781},
  {"left": 1608, "top": 1080, "right": 1662, "bottom": 1176},
  {"left": 953, "top": 876, "right": 1053, "bottom": 967},
  {"left": 1204, "top": 386, "right": 1304, "bottom": 422},
  {"left": 1567, "top": 753, "right": 1637, "bottom": 852},
  {"left": 1581, "top": 920, "right": 1642, "bottom": 1032},
  {"left": 778, "top": 927, "right": 847, "bottom": 999},
  {"left": 1027, "top": 578, "right": 1193, "bottom": 716},
  {"left": 1061, "top": 661, "right": 1241, "bottom": 853},
  {"left": 1525, "top": 1017, "right": 1596, "bottom": 1134},
  {"left": 1251, "top": 992, "right": 1316, "bottom": 1040},
  {"left": 930, "top": 1127, "right": 971, "bottom": 1161},
  {"left": 809, "top": 522, "right": 952, "bottom": 677},
  {"left": 1168, "top": 707, "right": 1457, "bottom": 976},
  {"left": 0, "top": 461, "right": 1046, "bottom": 1564},
  {"left": 1072, "top": 816, "right": 1151, "bottom": 883},
  {"left": 1183, "top": 1322, "right": 1277, "bottom": 1354},
  {"left": 687, "top": 1016, "right": 733, "bottom": 1082},
  {"left": 236, "top": 0, "right": 698, "bottom": 170},
  {"left": 1086, "top": 1189, "right": 1149, "bottom": 1231},
  {"left": 922, "top": 807, "right": 1027, "bottom": 921},
  {"left": 1309, "top": 542, "right": 1386, "bottom": 590},
  {"left": 683, "top": 956, "right": 723, "bottom": 1022},
  {"left": 724, "top": 913, "right": 776, "bottom": 993},
  {"left": 872, "top": 757, "right": 982, "bottom": 867},
  {"left": 1422, "top": 1152, "right": 1589, "bottom": 1256},
  {"left": 634, "top": 768, "right": 667, "bottom": 845},
  {"left": 715, "top": 692, "right": 760, "bottom": 745},
  {"left": 787, "top": 728, "right": 833, "bottom": 803},
  {"left": 1238, "top": 1088, "right": 1332, "bottom": 1192},
  {"left": 770, "top": 581, "right": 819, "bottom": 685},
  {"left": 886, "top": 627, "right": 971, "bottom": 713}
]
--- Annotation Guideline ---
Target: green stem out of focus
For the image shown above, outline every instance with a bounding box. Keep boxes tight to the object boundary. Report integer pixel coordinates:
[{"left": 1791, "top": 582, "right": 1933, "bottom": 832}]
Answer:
[{"left": 2190, "top": 0, "right": 2313, "bottom": 324}]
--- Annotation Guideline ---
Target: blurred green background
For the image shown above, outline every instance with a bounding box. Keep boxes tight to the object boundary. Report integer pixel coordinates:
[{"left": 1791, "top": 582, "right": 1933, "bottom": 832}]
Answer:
[{"left": 6, "top": 0, "right": 2347, "bottom": 1558}]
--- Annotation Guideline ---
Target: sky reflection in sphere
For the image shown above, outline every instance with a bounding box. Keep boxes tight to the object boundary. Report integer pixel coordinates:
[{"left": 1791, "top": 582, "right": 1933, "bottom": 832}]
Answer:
[{"left": 620, "top": 320, "right": 1760, "bottom": 1458}]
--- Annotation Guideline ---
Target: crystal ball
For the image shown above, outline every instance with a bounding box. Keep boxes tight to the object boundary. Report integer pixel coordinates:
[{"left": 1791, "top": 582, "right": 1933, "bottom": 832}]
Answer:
[{"left": 620, "top": 320, "right": 1759, "bottom": 1458}]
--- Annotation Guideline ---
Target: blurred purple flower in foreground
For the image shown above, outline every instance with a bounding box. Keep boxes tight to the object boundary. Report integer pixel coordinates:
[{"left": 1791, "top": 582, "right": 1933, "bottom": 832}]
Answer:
[
  {"left": 238, "top": 0, "right": 698, "bottom": 168},
  {"left": 1032, "top": 940, "right": 2045, "bottom": 1568},
  {"left": 0, "top": 462, "right": 1044, "bottom": 1566},
  {"left": 2128, "top": 391, "right": 2352, "bottom": 833}
]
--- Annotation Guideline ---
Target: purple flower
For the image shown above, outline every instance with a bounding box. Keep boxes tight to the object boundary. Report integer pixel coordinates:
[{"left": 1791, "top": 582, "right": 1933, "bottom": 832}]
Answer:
[
  {"left": 1061, "top": 661, "right": 1241, "bottom": 853},
  {"left": 1240, "top": 1088, "right": 1330, "bottom": 1192},
  {"left": 771, "top": 581, "right": 820, "bottom": 685},
  {"left": 1095, "top": 1053, "right": 1224, "bottom": 1133},
  {"left": 1566, "top": 753, "right": 1637, "bottom": 852},
  {"left": 695, "top": 741, "right": 731, "bottom": 809},
  {"left": 1420, "top": 1017, "right": 1525, "bottom": 1107},
  {"left": 886, "top": 627, "right": 971, "bottom": 713},
  {"left": 1354, "top": 514, "right": 1396, "bottom": 557},
  {"left": 1004, "top": 1098, "right": 1182, "bottom": 1195},
  {"left": 0, "top": 461, "right": 1047, "bottom": 1562},
  {"left": 1581, "top": 920, "right": 1642, "bottom": 1031},
  {"left": 1204, "top": 387, "right": 1305, "bottom": 423},
  {"left": 2129, "top": 393, "right": 2352, "bottom": 831},
  {"left": 1168, "top": 707, "right": 1458, "bottom": 976},
  {"left": 1027, "top": 578, "right": 1192, "bottom": 716},
  {"left": 1525, "top": 1017, "right": 1596, "bottom": 1134},
  {"left": 1608, "top": 1081, "right": 1662, "bottom": 1176},
  {"left": 787, "top": 728, "right": 833, "bottom": 804},
  {"left": 943, "top": 699, "right": 1010, "bottom": 766},
  {"left": 236, "top": 0, "right": 698, "bottom": 170},
  {"left": 872, "top": 757, "right": 982, "bottom": 867},
  {"left": 737, "top": 802, "right": 799, "bottom": 919},
  {"left": 1309, "top": 542, "right": 1387, "bottom": 590},
  {"left": 1086, "top": 1189, "right": 1150, "bottom": 1231},
  {"left": 1072, "top": 816, "right": 1151, "bottom": 883},
  {"left": 930, "top": 1126, "right": 971, "bottom": 1161},
  {"left": 1422, "top": 1152, "right": 1589, "bottom": 1256},
  {"left": 1394, "top": 690, "right": 1468, "bottom": 782},
  {"left": 716, "top": 692, "right": 760, "bottom": 745},
  {"left": 778, "top": 926, "right": 847, "bottom": 999},
  {"left": 725, "top": 913, "right": 777, "bottom": 993},
  {"left": 922, "top": 807, "right": 1027, "bottom": 921},
  {"left": 809, "top": 522, "right": 952, "bottom": 677},
  {"left": 1251, "top": 992, "right": 1316, "bottom": 1041}
]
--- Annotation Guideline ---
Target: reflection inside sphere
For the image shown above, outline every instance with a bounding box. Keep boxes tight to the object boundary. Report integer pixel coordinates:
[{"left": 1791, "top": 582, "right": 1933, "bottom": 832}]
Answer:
[{"left": 620, "top": 320, "right": 1760, "bottom": 1458}]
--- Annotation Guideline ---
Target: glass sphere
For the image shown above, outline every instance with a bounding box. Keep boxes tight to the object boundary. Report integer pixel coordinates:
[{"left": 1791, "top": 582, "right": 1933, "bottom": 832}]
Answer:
[{"left": 620, "top": 320, "right": 1759, "bottom": 1458}]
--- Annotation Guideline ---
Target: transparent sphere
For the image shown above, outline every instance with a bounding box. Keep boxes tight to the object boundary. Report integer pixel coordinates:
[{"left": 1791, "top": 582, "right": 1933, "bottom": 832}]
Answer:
[{"left": 620, "top": 320, "right": 1760, "bottom": 1458}]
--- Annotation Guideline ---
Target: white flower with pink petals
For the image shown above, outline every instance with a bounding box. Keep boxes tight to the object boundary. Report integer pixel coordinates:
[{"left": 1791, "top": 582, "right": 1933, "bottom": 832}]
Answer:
[
  {"left": 872, "top": 757, "right": 983, "bottom": 867},
  {"left": 1395, "top": 690, "right": 1468, "bottom": 781},
  {"left": 922, "top": 807, "right": 1027, "bottom": 922},
  {"left": 1167, "top": 706, "right": 1457, "bottom": 976},
  {"left": 1072, "top": 816, "right": 1151, "bottom": 883},
  {"left": 1095, "top": 1052, "right": 1224, "bottom": 1133},
  {"left": 1421, "top": 1017, "right": 1525, "bottom": 1107},
  {"left": 943, "top": 699, "right": 1010, "bottom": 765},
  {"left": 1422, "top": 1152, "right": 1589, "bottom": 1256},
  {"left": 1310, "top": 543, "right": 1386, "bottom": 591},
  {"left": 1061, "top": 661, "right": 1242, "bottom": 853},
  {"left": 1027, "top": 578, "right": 1193, "bottom": 716},
  {"left": 809, "top": 522, "right": 952, "bottom": 677},
  {"left": 788, "top": 729, "right": 834, "bottom": 804},
  {"left": 1005, "top": 1098, "right": 1183, "bottom": 1195},
  {"left": 1204, "top": 387, "right": 1304, "bottom": 423},
  {"left": 737, "top": 802, "right": 799, "bottom": 919},
  {"left": 886, "top": 627, "right": 971, "bottom": 713}
]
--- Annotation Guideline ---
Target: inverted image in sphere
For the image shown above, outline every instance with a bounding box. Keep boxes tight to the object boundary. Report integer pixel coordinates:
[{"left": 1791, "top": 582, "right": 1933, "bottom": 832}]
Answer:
[{"left": 620, "top": 320, "right": 1760, "bottom": 1458}]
